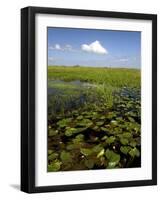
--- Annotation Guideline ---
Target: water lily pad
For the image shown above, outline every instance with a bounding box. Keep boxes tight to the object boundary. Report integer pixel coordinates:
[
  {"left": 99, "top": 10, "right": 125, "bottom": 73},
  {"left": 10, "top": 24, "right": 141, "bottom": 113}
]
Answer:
[
  {"left": 77, "top": 115, "right": 83, "bottom": 120},
  {"left": 122, "top": 132, "right": 132, "bottom": 138},
  {"left": 129, "top": 140, "right": 137, "bottom": 147},
  {"left": 101, "top": 127, "right": 109, "bottom": 132},
  {"left": 120, "top": 138, "right": 129, "bottom": 145},
  {"left": 101, "top": 135, "right": 108, "bottom": 141},
  {"left": 128, "top": 116, "right": 135, "bottom": 122},
  {"left": 105, "top": 149, "right": 120, "bottom": 168},
  {"left": 65, "top": 127, "right": 87, "bottom": 136},
  {"left": 120, "top": 146, "right": 131, "bottom": 155},
  {"left": 93, "top": 144, "right": 104, "bottom": 153},
  {"left": 65, "top": 127, "right": 77, "bottom": 136},
  {"left": 106, "top": 136, "right": 116, "bottom": 144},
  {"left": 48, "top": 150, "right": 54, "bottom": 155},
  {"left": 49, "top": 129, "right": 58, "bottom": 136},
  {"left": 110, "top": 120, "right": 118, "bottom": 126},
  {"left": 85, "top": 159, "right": 94, "bottom": 169},
  {"left": 57, "top": 118, "right": 72, "bottom": 128},
  {"left": 97, "top": 149, "right": 105, "bottom": 158},
  {"left": 48, "top": 152, "right": 59, "bottom": 161},
  {"left": 129, "top": 147, "right": 140, "bottom": 157},
  {"left": 77, "top": 119, "right": 93, "bottom": 127},
  {"left": 92, "top": 126, "right": 99, "bottom": 131},
  {"left": 96, "top": 121, "right": 104, "bottom": 126},
  {"left": 60, "top": 151, "right": 72, "bottom": 162},
  {"left": 80, "top": 148, "right": 93, "bottom": 156},
  {"left": 48, "top": 160, "right": 62, "bottom": 172}
]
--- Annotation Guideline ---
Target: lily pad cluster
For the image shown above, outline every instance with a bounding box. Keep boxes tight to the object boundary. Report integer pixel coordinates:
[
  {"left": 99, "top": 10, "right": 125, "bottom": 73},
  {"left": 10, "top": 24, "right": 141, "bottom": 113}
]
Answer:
[{"left": 48, "top": 87, "right": 141, "bottom": 172}]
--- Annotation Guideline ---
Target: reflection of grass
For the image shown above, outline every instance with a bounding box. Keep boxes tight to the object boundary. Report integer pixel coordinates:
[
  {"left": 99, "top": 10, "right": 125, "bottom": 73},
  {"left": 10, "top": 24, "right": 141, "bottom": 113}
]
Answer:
[{"left": 48, "top": 66, "right": 141, "bottom": 88}]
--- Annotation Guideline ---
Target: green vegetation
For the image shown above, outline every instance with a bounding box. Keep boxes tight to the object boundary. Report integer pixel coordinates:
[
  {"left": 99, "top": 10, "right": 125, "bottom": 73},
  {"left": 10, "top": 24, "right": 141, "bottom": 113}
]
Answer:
[
  {"left": 48, "top": 66, "right": 140, "bottom": 88},
  {"left": 47, "top": 66, "right": 141, "bottom": 172}
]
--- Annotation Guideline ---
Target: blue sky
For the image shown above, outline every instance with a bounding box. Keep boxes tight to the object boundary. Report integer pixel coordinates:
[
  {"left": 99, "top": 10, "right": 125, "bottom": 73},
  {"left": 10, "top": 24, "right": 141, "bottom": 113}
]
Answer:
[{"left": 48, "top": 27, "right": 141, "bottom": 68}]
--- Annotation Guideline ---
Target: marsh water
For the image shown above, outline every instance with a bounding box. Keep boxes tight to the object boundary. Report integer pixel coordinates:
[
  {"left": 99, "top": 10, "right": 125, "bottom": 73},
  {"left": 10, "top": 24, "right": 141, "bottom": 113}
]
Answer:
[{"left": 47, "top": 78, "right": 141, "bottom": 172}]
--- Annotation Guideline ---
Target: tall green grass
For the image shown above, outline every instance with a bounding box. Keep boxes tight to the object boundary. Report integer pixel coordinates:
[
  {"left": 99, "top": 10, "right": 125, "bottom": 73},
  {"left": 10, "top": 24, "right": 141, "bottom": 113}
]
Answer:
[{"left": 48, "top": 66, "right": 141, "bottom": 89}]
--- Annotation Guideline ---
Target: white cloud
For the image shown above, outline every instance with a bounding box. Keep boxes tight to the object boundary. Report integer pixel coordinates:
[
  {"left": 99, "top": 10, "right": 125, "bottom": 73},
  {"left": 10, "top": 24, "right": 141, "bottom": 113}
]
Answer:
[
  {"left": 55, "top": 44, "right": 61, "bottom": 50},
  {"left": 49, "top": 43, "right": 77, "bottom": 52},
  {"left": 81, "top": 40, "right": 108, "bottom": 55},
  {"left": 119, "top": 58, "right": 128, "bottom": 62}
]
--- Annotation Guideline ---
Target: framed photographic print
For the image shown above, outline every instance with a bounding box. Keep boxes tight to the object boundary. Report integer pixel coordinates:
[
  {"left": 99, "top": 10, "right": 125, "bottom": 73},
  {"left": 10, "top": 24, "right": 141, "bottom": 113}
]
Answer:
[{"left": 21, "top": 6, "right": 157, "bottom": 193}]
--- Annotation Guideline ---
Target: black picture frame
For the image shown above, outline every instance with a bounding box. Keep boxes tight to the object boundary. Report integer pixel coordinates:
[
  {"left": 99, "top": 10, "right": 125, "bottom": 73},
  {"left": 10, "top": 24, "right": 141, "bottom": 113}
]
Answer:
[{"left": 21, "top": 6, "right": 157, "bottom": 193}]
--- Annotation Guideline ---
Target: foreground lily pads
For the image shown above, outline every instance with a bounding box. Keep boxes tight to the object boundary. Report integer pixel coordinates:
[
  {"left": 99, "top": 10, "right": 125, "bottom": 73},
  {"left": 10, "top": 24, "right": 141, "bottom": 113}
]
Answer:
[{"left": 48, "top": 87, "right": 141, "bottom": 171}]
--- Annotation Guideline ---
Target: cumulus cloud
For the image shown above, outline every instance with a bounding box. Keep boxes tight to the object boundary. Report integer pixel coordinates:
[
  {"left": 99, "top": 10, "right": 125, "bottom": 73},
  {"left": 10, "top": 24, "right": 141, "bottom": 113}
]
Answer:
[{"left": 81, "top": 40, "right": 108, "bottom": 55}]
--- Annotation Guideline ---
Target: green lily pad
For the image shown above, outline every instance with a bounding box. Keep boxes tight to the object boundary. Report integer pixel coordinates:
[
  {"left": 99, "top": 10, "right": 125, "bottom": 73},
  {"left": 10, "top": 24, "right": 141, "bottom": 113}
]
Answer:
[
  {"left": 77, "top": 115, "right": 83, "bottom": 120},
  {"left": 48, "top": 160, "right": 62, "bottom": 172},
  {"left": 129, "top": 140, "right": 137, "bottom": 147},
  {"left": 85, "top": 159, "right": 94, "bottom": 169},
  {"left": 101, "top": 127, "right": 109, "bottom": 132},
  {"left": 48, "top": 150, "right": 54, "bottom": 155},
  {"left": 49, "top": 129, "right": 58, "bottom": 136},
  {"left": 122, "top": 132, "right": 132, "bottom": 138},
  {"left": 110, "top": 120, "right": 118, "bottom": 126},
  {"left": 105, "top": 149, "right": 120, "bottom": 168},
  {"left": 129, "top": 147, "right": 140, "bottom": 157},
  {"left": 97, "top": 149, "right": 105, "bottom": 158},
  {"left": 65, "top": 127, "right": 87, "bottom": 137},
  {"left": 92, "top": 126, "right": 99, "bottom": 131},
  {"left": 77, "top": 119, "right": 93, "bottom": 127},
  {"left": 128, "top": 116, "right": 135, "bottom": 122},
  {"left": 120, "top": 146, "right": 131, "bottom": 155},
  {"left": 57, "top": 118, "right": 72, "bottom": 128},
  {"left": 80, "top": 148, "right": 93, "bottom": 156},
  {"left": 60, "top": 151, "right": 72, "bottom": 162},
  {"left": 93, "top": 144, "right": 104, "bottom": 153},
  {"left": 48, "top": 152, "right": 59, "bottom": 161},
  {"left": 106, "top": 136, "right": 115, "bottom": 144},
  {"left": 120, "top": 138, "right": 129, "bottom": 145},
  {"left": 65, "top": 127, "right": 77, "bottom": 136},
  {"left": 101, "top": 135, "right": 108, "bottom": 141},
  {"left": 96, "top": 121, "right": 104, "bottom": 126}
]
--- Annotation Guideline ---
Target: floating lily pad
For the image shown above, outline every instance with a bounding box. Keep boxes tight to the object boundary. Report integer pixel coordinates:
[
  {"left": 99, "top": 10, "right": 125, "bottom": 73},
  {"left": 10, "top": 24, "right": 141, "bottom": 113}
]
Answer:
[
  {"left": 105, "top": 136, "right": 116, "bottom": 144},
  {"left": 129, "top": 147, "right": 140, "bottom": 157},
  {"left": 77, "top": 119, "right": 93, "bottom": 127},
  {"left": 97, "top": 149, "right": 105, "bottom": 158},
  {"left": 48, "top": 150, "right": 54, "bottom": 155},
  {"left": 60, "top": 151, "right": 72, "bottom": 162},
  {"left": 85, "top": 159, "right": 95, "bottom": 169},
  {"left": 48, "top": 129, "right": 58, "bottom": 136},
  {"left": 48, "top": 152, "right": 59, "bottom": 161},
  {"left": 77, "top": 115, "right": 83, "bottom": 120},
  {"left": 80, "top": 148, "right": 93, "bottom": 156},
  {"left": 122, "top": 132, "right": 132, "bottom": 138},
  {"left": 65, "top": 127, "right": 87, "bottom": 136},
  {"left": 96, "top": 121, "right": 104, "bottom": 126},
  {"left": 93, "top": 144, "right": 104, "bottom": 153},
  {"left": 48, "top": 160, "right": 62, "bottom": 172},
  {"left": 101, "top": 127, "right": 109, "bottom": 132},
  {"left": 120, "top": 138, "right": 129, "bottom": 145},
  {"left": 57, "top": 118, "right": 72, "bottom": 128},
  {"left": 105, "top": 149, "right": 120, "bottom": 168},
  {"left": 120, "top": 146, "right": 131, "bottom": 155}
]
